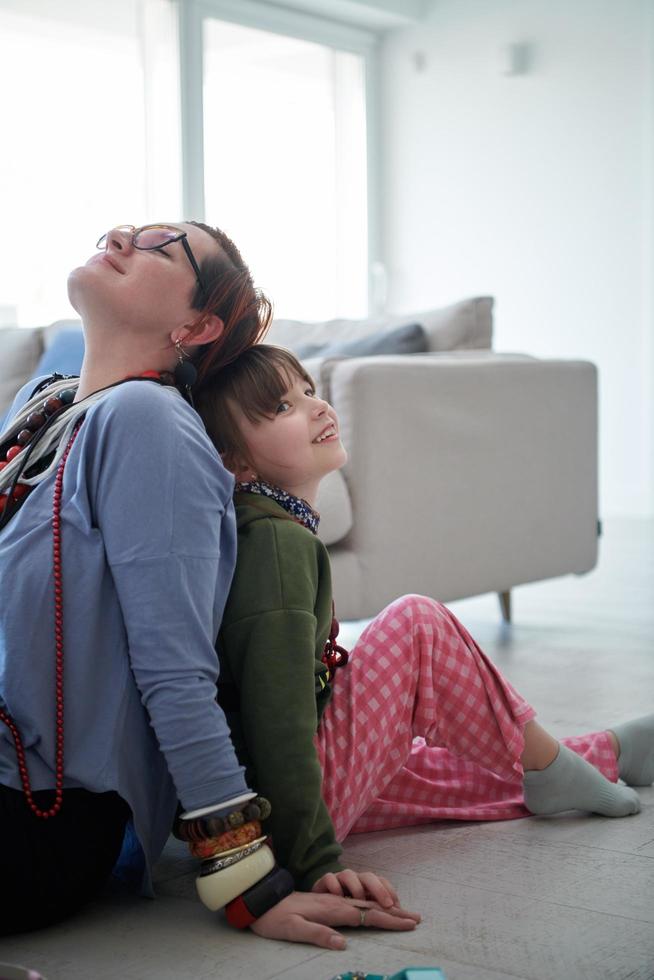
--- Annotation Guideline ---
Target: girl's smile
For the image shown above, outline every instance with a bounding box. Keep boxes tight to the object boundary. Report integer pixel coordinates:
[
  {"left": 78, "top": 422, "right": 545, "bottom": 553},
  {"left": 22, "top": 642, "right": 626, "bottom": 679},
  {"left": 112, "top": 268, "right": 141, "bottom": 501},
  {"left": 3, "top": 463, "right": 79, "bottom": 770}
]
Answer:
[{"left": 233, "top": 372, "right": 348, "bottom": 506}]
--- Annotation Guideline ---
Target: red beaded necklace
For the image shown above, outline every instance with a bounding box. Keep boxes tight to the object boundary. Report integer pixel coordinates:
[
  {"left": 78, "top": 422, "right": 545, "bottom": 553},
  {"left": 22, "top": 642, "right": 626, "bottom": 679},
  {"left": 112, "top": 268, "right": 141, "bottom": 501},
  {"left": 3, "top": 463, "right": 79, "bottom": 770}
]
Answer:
[
  {"left": 0, "top": 370, "right": 169, "bottom": 818},
  {"left": 0, "top": 421, "right": 82, "bottom": 817}
]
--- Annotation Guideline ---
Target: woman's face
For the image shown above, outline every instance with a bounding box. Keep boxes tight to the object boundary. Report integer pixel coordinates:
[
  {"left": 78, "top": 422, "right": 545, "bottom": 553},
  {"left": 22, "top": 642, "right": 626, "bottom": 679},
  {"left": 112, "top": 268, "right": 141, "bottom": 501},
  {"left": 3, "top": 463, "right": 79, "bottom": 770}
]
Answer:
[
  {"left": 67, "top": 222, "right": 219, "bottom": 343},
  {"left": 234, "top": 371, "right": 347, "bottom": 502}
]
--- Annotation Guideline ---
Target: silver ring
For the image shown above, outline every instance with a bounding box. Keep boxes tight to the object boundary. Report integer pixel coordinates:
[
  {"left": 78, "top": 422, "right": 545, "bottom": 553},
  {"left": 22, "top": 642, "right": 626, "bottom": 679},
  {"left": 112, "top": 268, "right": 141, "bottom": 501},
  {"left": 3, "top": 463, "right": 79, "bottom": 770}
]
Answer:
[{"left": 359, "top": 907, "right": 367, "bottom": 927}]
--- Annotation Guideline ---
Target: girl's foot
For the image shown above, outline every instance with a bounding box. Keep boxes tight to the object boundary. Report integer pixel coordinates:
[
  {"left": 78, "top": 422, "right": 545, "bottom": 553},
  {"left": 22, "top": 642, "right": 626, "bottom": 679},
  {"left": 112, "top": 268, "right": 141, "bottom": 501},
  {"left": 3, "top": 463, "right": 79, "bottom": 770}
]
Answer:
[
  {"left": 608, "top": 714, "right": 654, "bottom": 786},
  {"left": 523, "top": 744, "right": 641, "bottom": 817}
]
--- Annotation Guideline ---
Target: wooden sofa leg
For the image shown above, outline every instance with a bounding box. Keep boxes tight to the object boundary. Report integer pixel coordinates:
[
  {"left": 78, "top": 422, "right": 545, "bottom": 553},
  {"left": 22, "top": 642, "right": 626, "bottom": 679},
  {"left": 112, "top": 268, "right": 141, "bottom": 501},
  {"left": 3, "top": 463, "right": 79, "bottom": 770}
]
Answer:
[{"left": 498, "top": 590, "right": 512, "bottom": 623}]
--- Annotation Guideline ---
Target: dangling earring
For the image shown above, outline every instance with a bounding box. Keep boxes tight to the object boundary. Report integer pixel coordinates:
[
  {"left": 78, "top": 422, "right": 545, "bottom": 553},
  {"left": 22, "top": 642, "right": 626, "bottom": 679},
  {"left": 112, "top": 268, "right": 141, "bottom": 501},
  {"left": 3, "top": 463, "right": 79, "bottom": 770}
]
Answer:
[{"left": 174, "top": 338, "right": 198, "bottom": 406}]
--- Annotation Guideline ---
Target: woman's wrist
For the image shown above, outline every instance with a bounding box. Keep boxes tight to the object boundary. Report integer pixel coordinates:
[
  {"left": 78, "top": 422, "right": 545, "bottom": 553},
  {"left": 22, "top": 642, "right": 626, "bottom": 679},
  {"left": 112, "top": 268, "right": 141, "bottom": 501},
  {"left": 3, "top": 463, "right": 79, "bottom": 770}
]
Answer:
[
  {"left": 185, "top": 793, "right": 292, "bottom": 924},
  {"left": 196, "top": 840, "right": 277, "bottom": 911},
  {"left": 180, "top": 791, "right": 256, "bottom": 821},
  {"left": 225, "top": 867, "right": 295, "bottom": 928},
  {"left": 174, "top": 794, "right": 271, "bottom": 843}
]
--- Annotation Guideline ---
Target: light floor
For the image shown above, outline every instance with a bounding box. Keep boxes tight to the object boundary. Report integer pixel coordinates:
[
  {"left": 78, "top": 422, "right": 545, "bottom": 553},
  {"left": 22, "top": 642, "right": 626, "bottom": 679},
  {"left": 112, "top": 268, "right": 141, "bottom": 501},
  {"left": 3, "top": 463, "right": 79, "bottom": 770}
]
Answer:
[{"left": 2, "top": 519, "right": 653, "bottom": 980}]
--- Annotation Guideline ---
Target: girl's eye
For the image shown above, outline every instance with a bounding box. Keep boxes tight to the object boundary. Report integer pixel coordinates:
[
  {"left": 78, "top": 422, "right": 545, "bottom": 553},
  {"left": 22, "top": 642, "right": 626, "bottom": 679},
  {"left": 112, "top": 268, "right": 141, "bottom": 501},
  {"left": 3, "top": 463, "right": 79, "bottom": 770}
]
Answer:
[
  {"left": 305, "top": 388, "right": 316, "bottom": 397},
  {"left": 276, "top": 401, "right": 291, "bottom": 414},
  {"left": 155, "top": 247, "right": 171, "bottom": 258}
]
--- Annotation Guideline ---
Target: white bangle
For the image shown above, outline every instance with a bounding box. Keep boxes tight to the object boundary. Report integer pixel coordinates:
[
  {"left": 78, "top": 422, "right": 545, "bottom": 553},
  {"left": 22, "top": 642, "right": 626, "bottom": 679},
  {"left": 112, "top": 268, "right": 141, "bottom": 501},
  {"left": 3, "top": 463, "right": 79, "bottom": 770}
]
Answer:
[
  {"left": 196, "top": 844, "right": 276, "bottom": 911},
  {"left": 181, "top": 792, "right": 256, "bottom": 821}
]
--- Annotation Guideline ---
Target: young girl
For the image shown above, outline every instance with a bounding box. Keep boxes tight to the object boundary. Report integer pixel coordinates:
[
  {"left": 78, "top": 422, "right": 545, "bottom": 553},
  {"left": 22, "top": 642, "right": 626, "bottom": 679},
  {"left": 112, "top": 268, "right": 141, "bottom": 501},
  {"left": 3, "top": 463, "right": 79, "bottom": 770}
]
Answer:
[{"left": 197, "top": 344, "right": 653, "bottom": 906}]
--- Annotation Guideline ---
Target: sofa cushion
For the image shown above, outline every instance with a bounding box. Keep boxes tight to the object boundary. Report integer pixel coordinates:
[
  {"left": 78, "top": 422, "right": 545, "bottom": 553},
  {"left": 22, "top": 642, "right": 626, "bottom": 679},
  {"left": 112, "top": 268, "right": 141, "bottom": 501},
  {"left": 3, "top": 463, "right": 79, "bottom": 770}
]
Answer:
[
  {"left": 408, "top": 297, "right": 493, "bottom": 351},
  {"left": 36, "top": 321, "right": 85, "bottom": 377},
  {"left": 0, "top": 327, "right": 45, "bottom": 418},
  {"left": 295, "top": 322, "right": 427, "bottom": 360},
  {"left": 266, "top": 296, "right": 493, "bottom": 355}
]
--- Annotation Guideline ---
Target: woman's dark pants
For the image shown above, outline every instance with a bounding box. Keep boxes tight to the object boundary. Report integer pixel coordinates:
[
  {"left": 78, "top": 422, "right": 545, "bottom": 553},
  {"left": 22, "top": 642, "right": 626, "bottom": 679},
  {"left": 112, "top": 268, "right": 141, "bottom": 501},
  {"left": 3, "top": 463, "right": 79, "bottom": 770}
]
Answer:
[{"left": 0, "top": 785, "right": 129, "bottom": 934}]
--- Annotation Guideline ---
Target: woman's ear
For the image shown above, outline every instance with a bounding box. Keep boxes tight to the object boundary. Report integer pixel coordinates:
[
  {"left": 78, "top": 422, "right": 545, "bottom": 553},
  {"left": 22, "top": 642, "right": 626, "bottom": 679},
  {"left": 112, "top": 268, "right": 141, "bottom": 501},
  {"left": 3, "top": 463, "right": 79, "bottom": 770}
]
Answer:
[{"left": 178, "top": 313, "right": 224, "bottom": 348}]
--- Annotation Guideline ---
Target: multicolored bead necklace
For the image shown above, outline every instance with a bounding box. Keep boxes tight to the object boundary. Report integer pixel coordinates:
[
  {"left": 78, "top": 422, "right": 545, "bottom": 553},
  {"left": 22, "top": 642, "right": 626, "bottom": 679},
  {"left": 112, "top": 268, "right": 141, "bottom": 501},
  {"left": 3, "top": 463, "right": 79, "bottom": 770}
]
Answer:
[
  {"left": 235, "top": 479, "right": 320, "bottom": 535},
  {"left": 0, "top": 378, "right": 78, "bottom": 524}
]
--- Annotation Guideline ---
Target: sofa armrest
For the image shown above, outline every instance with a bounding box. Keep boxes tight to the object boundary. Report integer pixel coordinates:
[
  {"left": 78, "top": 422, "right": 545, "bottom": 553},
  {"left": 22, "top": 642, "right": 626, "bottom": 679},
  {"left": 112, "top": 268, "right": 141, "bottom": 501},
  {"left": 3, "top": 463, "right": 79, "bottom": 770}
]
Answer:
[
  {"left": 327, "top": 353, "right": 599, "bottom": 619},
  {"left": 0, "top": 326, "right": 47, "bottom": 419}
]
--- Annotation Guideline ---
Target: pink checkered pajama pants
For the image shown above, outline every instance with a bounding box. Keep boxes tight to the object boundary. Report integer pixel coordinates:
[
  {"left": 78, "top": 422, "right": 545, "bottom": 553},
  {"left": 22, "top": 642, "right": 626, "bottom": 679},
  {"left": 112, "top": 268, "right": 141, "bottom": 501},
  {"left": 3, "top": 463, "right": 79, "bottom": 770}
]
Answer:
[{"left": 315, "top": 595, "right": 619, "bottom": 839}]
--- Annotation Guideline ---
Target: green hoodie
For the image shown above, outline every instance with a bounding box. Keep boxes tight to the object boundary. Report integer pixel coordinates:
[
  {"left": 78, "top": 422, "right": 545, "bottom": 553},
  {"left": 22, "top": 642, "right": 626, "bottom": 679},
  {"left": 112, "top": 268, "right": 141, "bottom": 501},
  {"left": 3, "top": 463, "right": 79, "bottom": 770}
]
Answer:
[{"left": 217, "top": 491, "right": 345, "bottom": 890}]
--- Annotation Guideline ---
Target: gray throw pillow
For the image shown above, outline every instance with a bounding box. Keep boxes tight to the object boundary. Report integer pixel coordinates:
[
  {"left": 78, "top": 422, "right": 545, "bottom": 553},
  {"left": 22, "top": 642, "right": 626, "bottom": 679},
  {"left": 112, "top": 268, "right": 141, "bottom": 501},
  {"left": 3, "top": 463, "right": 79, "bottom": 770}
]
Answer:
[{"left": 294, "top": 322, "right": 427, "bottom": 360}]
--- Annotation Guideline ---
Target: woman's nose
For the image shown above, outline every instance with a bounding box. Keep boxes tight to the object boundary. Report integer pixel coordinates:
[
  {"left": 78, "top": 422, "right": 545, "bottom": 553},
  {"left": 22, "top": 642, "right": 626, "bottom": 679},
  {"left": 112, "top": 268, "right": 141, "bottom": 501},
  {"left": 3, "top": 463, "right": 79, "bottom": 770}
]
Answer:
[
  {"left": 104, "top": 226, "right": 134, "bottom": 253},
  {"left": 312, "top": 398, "right": 329, "bottom": 417}
]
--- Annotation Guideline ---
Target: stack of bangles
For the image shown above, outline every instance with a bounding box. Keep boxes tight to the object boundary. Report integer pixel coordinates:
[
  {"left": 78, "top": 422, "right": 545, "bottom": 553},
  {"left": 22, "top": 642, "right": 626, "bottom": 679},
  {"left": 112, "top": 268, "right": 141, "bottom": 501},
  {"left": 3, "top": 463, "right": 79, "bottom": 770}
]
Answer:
[{"left": 174, "top": 793, "right": 294, "bottom": 928}]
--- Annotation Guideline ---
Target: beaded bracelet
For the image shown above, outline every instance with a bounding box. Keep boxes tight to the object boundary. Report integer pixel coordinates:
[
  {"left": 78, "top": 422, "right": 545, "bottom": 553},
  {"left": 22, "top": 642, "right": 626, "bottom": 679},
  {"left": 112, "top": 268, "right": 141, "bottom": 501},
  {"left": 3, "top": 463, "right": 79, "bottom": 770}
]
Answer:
[
  {"left": 174, "top": 795, "right": 271, "bottom": 843},
  {"left": 225, "top": 866, "right": 295, "bottom": 929},
  {"left": 189, "top": 819, "right": 262, "bottom": 859}
]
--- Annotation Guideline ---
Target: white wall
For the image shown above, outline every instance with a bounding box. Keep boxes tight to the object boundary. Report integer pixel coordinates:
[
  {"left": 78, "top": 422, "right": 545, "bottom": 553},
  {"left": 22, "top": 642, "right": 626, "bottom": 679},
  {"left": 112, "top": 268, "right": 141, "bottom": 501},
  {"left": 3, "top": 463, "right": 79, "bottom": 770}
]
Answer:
[{"left": 380, "top": 0, "right": 654, "bottom": 518}]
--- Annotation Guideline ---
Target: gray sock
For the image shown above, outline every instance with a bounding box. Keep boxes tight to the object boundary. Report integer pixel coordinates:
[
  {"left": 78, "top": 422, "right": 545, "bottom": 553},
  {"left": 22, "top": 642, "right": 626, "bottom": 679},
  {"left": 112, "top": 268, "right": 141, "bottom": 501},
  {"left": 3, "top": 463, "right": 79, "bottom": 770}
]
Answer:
[
  {"left": 523, "top": 743, "right": 641, "bottom": 817},
  {"left": 610, "top": 714, "right": 654, "bottom": 786}
]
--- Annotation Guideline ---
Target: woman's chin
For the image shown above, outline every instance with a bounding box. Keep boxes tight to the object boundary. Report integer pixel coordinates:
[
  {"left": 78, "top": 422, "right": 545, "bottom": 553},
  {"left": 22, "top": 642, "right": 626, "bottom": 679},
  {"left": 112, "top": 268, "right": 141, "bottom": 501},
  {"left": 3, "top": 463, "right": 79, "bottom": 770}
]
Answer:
[{"left": 66, "top": 264, "right": 94, "bottom": 312}]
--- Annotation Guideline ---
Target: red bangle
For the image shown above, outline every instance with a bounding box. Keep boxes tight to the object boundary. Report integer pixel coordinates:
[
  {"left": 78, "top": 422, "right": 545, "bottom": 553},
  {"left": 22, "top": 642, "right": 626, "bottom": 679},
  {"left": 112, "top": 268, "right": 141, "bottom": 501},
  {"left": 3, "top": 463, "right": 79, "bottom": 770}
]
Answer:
[
  {"left": 225, "top": 895, "right": 257, "bottom": 929},
  {"left": 225, "top": 866, "right": 294, "bottom": 929}
]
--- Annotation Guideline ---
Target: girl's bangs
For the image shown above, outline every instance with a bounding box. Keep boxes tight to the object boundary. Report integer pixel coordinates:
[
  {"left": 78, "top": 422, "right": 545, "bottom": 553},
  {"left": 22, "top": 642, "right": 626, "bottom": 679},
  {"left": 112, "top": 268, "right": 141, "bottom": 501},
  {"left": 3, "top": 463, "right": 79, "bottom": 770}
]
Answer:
[{"left": 235, "top": 349, "right": 314, "bottom": 424}]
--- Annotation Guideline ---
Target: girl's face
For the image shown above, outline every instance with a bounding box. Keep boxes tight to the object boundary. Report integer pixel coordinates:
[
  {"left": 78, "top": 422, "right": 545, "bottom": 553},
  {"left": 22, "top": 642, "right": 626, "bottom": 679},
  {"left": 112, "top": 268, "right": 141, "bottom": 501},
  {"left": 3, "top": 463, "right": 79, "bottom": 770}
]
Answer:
[{"left": 234, "top": 372, "right": 347, "bottom": 504}]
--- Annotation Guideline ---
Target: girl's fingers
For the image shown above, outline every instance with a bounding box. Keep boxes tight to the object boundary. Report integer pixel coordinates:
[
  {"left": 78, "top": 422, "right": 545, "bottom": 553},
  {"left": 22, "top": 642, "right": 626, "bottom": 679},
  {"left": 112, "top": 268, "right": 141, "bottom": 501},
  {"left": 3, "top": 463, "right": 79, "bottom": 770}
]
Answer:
[
  {"left": 379, "top": 875, "right": 401, "bottom": 906},
  {"left": 339, "top": 869, "right": 366, "bottom": 900},
  {"left": 358, "top": 871, "right": 394, "bottom": 908},
  {"left": 313, "top": 872, "right": 344, "bottom": 896}
]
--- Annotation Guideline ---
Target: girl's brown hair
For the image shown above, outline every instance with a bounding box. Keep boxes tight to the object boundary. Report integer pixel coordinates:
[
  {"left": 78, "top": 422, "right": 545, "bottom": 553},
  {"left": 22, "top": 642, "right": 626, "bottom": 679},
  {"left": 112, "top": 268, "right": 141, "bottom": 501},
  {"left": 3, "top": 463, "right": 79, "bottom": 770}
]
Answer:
[
  {"left": 195, "top": 344, "right": 315, "bottom": 471},
  {"left": 185, "top": 221, "right": 273, "bottom": 389}
]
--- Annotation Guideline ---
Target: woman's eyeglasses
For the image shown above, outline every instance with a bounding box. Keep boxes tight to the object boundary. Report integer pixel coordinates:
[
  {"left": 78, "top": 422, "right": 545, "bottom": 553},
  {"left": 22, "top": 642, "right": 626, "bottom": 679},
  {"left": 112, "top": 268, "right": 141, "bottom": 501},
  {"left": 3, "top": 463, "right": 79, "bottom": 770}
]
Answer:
[{"left": 96, "top": 224, "right": 206, "bottom": 297}]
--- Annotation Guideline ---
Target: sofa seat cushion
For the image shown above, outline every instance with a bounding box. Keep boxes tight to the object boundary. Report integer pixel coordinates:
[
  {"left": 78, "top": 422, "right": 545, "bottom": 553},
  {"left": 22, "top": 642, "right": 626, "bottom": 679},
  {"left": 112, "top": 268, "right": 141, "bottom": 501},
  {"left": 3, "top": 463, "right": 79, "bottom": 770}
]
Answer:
[{"left": 315, "top": 470, "right": 353, "bottom": 547}]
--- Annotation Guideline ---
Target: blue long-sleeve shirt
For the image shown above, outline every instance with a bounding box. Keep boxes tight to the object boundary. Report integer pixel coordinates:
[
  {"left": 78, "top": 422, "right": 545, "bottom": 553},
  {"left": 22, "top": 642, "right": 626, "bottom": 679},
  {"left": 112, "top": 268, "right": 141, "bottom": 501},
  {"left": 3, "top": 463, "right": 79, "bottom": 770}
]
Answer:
[{"left": 0, "top": 377, "right": 249, "bottom": 890}]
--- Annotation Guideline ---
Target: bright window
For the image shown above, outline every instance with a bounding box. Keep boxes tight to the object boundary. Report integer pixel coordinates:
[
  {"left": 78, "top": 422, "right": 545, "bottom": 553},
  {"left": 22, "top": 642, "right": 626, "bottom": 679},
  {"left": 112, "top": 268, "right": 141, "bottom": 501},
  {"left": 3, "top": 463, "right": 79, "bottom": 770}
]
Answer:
[
  {"left": 0, "top": 0, "right": 180, "bottom": 327},
  {"left": 0, "top": 0, "right": 371, "bottom": 327},
  {"left": 202, "top": 18, "right": 368, "bottom": 320}
]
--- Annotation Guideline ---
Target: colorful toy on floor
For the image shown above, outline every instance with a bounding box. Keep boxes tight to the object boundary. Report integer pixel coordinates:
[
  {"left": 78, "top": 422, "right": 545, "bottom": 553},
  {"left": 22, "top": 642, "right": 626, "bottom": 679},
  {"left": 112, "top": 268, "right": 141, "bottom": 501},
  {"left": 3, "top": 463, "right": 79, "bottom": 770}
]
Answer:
[{"left": 330, "top": 970, "right": 446, "bottom": 980}]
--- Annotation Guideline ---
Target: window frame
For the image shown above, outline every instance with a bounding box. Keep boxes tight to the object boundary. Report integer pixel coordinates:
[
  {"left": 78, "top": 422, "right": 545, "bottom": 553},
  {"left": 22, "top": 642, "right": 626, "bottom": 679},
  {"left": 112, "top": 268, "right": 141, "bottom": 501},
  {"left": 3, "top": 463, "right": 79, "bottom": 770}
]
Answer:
[{"left": 177, "top": 0, "right": 380, "bottom": 314}]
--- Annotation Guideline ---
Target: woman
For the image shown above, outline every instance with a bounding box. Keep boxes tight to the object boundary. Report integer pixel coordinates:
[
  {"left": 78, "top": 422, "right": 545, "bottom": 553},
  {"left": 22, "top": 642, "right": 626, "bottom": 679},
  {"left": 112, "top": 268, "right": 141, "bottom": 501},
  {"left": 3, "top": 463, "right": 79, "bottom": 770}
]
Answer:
[{"left": 0, "top": 223, "right": 418, "bottom": 949}]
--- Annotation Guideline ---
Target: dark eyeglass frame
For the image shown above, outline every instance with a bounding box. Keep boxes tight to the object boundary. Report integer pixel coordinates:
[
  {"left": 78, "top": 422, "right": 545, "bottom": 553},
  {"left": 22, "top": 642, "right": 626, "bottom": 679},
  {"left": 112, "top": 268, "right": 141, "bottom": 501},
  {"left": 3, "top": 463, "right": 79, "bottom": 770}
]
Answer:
[{"left": 96, "top": 224, "right": 207, "bottom": 298}]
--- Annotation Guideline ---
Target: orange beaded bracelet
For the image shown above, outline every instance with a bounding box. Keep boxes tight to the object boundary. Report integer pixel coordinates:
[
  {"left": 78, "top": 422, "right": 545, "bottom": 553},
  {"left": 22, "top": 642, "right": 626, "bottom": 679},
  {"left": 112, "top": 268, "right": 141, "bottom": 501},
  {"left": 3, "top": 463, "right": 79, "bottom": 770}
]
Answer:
[{"left": 189, "top": 819, "right": 262, "bottom": 859}]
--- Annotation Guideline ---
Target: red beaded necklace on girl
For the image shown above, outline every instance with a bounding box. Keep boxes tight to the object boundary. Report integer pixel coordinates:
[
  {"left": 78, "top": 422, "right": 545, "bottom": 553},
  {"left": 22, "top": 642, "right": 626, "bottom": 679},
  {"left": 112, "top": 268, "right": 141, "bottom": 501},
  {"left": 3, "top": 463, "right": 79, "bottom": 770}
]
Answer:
[{"left": 0, "top": 369, "right": 171, "bottom": 819}]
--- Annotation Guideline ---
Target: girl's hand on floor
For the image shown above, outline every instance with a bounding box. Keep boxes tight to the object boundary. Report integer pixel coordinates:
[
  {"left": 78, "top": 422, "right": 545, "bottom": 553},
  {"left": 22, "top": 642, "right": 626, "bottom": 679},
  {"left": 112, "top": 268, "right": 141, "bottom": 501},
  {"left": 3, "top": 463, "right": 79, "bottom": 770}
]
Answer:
[
  {"left": 250, "top": 892, "right": 420, "bottom": 949},
  {"left": 312, "top": 868, "right": 399, "bottom": 909}
]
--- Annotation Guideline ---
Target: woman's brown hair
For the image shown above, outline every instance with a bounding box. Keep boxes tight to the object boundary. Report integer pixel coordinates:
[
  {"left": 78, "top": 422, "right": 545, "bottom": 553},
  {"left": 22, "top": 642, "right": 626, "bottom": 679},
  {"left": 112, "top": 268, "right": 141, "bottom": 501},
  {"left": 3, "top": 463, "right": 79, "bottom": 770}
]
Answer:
[
  {"left": 195, "top": 344, "right": 315, "bottom": 472},
  {"left": 185, "top": 221, "right": 273, "bottom": 389}
]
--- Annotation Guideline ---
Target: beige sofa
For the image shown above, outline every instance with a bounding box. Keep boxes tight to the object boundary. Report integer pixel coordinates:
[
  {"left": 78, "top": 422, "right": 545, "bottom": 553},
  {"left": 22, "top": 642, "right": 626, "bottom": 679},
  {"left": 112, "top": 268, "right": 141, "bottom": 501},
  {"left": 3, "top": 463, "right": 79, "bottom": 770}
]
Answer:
[{"left": 0, "top": 297, "right": 599, "bottom": 621}]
